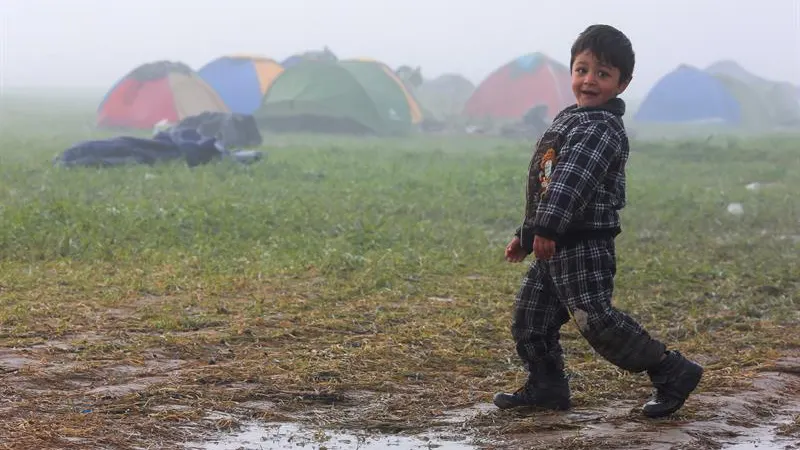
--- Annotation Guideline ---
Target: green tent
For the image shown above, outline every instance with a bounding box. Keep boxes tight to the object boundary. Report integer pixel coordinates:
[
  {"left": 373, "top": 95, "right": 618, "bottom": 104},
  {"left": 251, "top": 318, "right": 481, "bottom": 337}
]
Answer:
[
  {"left": 707, "top": 60, "right": 800, "bottom": 128},
  {"left": 256, "top": 60, "right": 414, "bottom": 135},
  {"left": 712, "top": 74, "right": 773, "bottom": 129},
  {"left": 759, "top": 82, "right": 800, "bottom": 126},
  {"left": 714, "top": 74, "right": 800, "bottom": 128}
]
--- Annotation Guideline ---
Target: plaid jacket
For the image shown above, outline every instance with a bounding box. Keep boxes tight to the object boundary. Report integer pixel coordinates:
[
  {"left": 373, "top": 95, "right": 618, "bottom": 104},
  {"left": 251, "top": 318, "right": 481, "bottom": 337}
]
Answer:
[{"left": 515, "top": 98, "right": 629, "bottom": 253}]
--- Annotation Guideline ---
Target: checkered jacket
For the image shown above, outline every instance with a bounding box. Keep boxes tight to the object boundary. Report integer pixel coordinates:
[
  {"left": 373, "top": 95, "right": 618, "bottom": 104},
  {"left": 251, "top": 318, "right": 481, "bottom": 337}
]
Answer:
[{"left": 515, "top": 98, "right": 629, "bottom": 253}]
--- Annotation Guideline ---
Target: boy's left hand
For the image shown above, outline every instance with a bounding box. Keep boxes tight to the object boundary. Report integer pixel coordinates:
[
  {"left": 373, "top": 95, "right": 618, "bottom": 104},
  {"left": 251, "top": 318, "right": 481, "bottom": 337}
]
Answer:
[{"left": 533, "top": 235, "right": 556, "bottom": 260}]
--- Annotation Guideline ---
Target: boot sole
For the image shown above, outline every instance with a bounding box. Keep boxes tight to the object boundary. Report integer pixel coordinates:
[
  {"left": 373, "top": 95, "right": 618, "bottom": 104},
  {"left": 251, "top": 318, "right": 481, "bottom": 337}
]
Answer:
[
  {"left": 642, "top": 365, "right": 704, "bottom": 418},
  {"left": 493, "top": 393, "right": 571, "bottom": 411}
]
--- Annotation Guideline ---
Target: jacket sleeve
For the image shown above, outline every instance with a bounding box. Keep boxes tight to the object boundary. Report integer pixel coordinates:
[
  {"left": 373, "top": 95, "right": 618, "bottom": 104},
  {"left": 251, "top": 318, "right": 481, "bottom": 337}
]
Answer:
[{"left": 532, "top": 121, "right": 619, "bottom": 241}]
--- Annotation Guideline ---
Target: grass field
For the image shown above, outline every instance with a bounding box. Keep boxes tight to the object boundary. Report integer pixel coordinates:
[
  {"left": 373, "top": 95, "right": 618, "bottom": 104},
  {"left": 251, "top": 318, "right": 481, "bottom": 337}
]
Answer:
[{"left": 0, "top": 98, "right": 798, "bottom": 449}]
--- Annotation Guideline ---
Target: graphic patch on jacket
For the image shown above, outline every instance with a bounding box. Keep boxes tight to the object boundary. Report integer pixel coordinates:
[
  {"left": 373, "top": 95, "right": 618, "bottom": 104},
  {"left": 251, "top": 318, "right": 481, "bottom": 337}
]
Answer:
[{"left": 538, "top": 148, "right": 556, "bottom": 198}]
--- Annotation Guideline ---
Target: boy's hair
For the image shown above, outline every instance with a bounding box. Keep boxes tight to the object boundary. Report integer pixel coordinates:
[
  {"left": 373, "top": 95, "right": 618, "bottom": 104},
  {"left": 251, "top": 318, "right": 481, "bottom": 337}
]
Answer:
[{"left": 570, "top": 24, "right": 635, "bottom": 84}]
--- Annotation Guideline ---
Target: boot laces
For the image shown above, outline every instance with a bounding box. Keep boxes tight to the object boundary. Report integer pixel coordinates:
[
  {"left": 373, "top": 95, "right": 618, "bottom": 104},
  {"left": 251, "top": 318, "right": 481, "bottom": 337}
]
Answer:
[
  {"left": 650, "top": 377, "right": 679, "bottom": 403},
  {"left": 651, "top": 386, "right": 671, "bottom": 403}
]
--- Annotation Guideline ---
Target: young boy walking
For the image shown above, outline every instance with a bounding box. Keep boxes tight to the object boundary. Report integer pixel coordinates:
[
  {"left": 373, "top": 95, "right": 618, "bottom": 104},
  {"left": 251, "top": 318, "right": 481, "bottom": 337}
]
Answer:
[{"left": 495, "top": 24, "right": 703, "bottom": 418}]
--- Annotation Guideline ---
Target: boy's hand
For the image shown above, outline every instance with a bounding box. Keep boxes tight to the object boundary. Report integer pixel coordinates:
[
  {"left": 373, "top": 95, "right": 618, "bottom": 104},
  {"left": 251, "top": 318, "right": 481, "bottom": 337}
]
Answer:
[
  {"left": 533, "top": 235, "right": 556, "bottom": 260},
  {"left": 505, "top": 237, "right": 528, "bottom": 263}
]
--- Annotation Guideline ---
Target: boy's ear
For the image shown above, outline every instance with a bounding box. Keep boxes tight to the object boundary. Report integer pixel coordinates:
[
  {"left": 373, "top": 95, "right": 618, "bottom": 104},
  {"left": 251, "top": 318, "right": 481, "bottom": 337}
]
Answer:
[{"left": 617, "top": 77, "right": 632, "bottom": 96}]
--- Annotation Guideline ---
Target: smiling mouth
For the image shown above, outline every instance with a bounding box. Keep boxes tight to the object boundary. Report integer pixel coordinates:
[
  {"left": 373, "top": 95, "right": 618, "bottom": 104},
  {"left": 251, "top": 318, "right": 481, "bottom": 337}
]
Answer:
[{"left": 581, "top": 90, "right": 599, "bottom": 96}]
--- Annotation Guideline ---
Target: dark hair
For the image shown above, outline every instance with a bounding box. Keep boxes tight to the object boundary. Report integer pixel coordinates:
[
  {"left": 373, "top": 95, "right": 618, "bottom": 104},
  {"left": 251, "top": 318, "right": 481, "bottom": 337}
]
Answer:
[{"left": 570, "top": 24, "right": 635, "bottom": 84}]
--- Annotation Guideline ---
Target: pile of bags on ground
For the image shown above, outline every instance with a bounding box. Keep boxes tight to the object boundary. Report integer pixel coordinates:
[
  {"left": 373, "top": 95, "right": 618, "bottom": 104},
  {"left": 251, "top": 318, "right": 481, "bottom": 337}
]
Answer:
[{"left": 54, "top": 112, "right": 265, "bottom": 168}]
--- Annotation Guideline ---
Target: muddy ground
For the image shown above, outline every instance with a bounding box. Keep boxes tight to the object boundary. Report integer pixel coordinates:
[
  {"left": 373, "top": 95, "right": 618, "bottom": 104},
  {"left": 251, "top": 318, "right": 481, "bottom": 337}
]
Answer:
[
  {"left": 477, "top": 358, "right": 800, "bottom": 449},
  {"left": 0, "top": 333, "right": 797, "bottom": 450}
]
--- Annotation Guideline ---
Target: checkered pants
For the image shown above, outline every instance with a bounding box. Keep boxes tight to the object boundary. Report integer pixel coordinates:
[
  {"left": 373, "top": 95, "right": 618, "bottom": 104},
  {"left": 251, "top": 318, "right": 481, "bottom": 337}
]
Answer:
[{"left": 512, "top": 239, "right": 665, "bottom": 373}]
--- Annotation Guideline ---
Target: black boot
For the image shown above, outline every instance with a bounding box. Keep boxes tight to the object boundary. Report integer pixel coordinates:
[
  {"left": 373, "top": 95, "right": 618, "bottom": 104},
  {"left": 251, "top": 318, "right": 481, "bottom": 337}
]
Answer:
[
  {"left": 642, "top": 350, "right": 703, "bottom": 418},
  {"left": 493, "top": 356, "right": 571, "bottom": 410}
]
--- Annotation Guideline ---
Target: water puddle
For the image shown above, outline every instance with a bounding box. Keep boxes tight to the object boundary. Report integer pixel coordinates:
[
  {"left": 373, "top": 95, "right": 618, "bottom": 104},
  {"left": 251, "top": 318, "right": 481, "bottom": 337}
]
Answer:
[
  {"left": 723, "top": 440, "right": 788, "bottom": 450},
  {"left": 183, "top": 359, "right": 800, "bottom": 450},
  {"left": 185, "top": 422, "right": 476, "bottom": 450},
  {"left": 720, "top": 415, "right": 800, "bottom": 450}
]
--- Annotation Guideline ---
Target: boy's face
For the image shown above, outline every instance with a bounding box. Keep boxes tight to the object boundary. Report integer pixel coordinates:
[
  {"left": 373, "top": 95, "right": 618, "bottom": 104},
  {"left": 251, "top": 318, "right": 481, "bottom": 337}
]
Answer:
[{"left": 571, "top": 50, "right": 630, "bottom": 108}]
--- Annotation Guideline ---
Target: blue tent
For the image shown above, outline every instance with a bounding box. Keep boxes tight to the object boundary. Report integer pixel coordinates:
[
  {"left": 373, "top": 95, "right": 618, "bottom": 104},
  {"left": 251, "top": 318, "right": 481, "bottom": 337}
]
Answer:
[
  {"left": 634, "top": 65, "right": 741, "bottom": 124},
  {"left": 198, "top": 56, "right": 284, "bottom": 114}
]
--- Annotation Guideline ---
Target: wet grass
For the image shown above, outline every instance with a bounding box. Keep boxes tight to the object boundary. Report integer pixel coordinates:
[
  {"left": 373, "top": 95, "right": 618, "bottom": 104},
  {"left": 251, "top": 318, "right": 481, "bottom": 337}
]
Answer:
[{"left": 0, "top": 99, "right": 798, "bottom": 449}]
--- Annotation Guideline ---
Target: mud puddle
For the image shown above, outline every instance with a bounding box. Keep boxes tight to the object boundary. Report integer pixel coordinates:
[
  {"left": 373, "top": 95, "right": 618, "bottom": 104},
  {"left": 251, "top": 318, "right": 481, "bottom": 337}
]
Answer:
[
  {"left": 2, "top": 336, "right": 798, "bottom": 450},
  {"left": 719, "top": 407, "right": 800, "bottom": 450},
  {"left": 182, "top": 357, "right": 800, "bottom": 449},
  {"left": 185, "top": 422, "right": 477, "bottom": 450}
]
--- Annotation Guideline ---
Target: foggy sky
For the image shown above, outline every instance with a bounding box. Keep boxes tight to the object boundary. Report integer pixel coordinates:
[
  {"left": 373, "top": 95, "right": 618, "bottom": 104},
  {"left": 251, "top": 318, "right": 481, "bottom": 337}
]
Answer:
[{"left": 1, "top": 0, "right": 798, "bottom": 98}]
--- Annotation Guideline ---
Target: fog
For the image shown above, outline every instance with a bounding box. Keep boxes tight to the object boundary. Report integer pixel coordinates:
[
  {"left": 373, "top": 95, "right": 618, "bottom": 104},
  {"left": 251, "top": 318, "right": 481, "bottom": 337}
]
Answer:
[{"left": 1, "top": 0, "right": 798, "bottom": 99}]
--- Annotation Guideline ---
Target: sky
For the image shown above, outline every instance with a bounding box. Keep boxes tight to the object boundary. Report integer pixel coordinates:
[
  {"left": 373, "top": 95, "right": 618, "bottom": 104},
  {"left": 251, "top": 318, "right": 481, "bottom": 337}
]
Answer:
[{"left": 1, "top": 0, "right": 799, "bottom": 98}]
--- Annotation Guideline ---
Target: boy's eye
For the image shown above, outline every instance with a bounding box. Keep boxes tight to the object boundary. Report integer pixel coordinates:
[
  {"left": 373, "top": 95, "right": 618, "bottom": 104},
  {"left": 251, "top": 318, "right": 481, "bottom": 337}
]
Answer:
[
  {"left": 575, "top": 68, "right": 587, "bottom": 74},
  {"left": 598, "top": 71, "right": 609, "bottom": 78}
]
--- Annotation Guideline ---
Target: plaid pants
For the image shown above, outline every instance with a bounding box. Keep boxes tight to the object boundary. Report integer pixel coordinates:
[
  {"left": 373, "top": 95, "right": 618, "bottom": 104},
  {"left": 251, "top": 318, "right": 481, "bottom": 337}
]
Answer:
[{"left": 512, "top": 239, "right": 665, "bottom": 373}]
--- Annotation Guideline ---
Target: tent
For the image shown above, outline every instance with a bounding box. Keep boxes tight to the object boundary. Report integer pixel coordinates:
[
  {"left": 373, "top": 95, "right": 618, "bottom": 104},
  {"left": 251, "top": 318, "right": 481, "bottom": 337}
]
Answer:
[
  {"left": 794, "top": 86, "right": 800, "bottom": 113},
  {"left": 706, "top": 60, "right": 800, "bottom": 127},
  {"left": 415, "top": 74, "right": 475, "bottom": 121},
  {"left": 634, "top": 64, "right": 798, "bottom": 127},
  {"left": 712, "top": 74, "right": 776, "bottom": 128},
  {"left": 198, "top": 55, "right": 284, "bottom": 114},
  {"left": 281, "top": 47, "right": 338, "bottom": 68},
  {"left": 346, "top": 57, "right": 424, "bottom": 124},
  {"left": 281, "top": 55, "right": 305, "bottom": 68},
  {"left": 634, "top": 65, "right": 742, "bottom": 124},
  {"left": 463, "top": 53, "right": 572, "bottom": 121},
  {"left": 705, "top": 60, "right": 768, "bottom": 86},
  {"left": 256, "top": 60, "right": 421, "bottom": 135},
  {"left": 97, "top": 61, "right": 229, "bottom": 129}
]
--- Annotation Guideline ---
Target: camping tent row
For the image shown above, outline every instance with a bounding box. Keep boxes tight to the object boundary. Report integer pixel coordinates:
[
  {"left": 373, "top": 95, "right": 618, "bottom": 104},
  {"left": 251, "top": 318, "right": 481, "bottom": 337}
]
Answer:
[
  {"left": 96, "top": 57, "right": 426, "bottom": 135},
  {"left": 95, "top": 52, "right": 579, "bottom": 135},
  {"left": 635, "top": 62, "right": 800, "bottom": 127},
  {"left": 96, "top": 49, "right": 340, "bottom": 128},
  {"left": 96, "top": 54, "right": 800, "bottom": 135}
]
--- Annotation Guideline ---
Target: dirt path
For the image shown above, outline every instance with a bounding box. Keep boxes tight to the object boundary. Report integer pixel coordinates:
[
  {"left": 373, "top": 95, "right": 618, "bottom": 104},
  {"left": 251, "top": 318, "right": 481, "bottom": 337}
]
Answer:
[
  {"left": 0, "top": 336, "right": 797, "bottom": 449},
  {"left": 186, "top": 355, "right": 800, "bottom": 450},
  {"left": 184, "top": 358, "right": 800, "bottom": 450}
]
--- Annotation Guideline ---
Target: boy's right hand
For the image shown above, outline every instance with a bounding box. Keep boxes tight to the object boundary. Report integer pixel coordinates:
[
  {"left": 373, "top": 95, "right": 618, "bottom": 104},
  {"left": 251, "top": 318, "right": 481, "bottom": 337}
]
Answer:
[{"left": 505, "top": 237, "right": 528, "bottom": 263}]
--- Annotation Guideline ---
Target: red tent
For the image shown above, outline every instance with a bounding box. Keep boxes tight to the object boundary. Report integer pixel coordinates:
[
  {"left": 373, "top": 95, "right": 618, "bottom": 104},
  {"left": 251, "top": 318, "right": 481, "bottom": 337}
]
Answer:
[
  {"left": 97, "top": 61, "right": 229, "bottom": 129},
  {"left": 463, "top": 53, "right": 572, "bottom": 121}
]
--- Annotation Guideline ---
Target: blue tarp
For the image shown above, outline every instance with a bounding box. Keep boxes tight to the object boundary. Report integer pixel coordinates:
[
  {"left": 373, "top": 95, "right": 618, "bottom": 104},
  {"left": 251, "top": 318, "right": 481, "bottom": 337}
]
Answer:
[
  {"left": 55, "top": 130, "right": 221, "bottom": 168},
  {"left": 55, "top": 112, "right": 264, "bottom": 168}
]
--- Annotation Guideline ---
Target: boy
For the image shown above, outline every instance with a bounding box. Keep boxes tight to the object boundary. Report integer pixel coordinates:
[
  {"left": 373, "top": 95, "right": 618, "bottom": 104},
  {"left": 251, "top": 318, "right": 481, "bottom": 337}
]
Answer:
[{"left": 494, "top": 24, "right": 703, "bottom": 418}]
